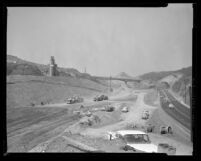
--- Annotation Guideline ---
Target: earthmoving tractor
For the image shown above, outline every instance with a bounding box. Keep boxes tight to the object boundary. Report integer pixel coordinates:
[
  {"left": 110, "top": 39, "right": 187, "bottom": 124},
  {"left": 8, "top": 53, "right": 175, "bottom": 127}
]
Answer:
[
  {"left": 94, "top": 95, "right": 108, "bottom": 101},
  {"left": 66, "top": 96, "right": 84, "bottom": 104},
  {"left": 105, "top": 105, "right": 115, "bottom": 112},
  {"left": 141, "top": 110, "right": 149, "bottom": 120}
]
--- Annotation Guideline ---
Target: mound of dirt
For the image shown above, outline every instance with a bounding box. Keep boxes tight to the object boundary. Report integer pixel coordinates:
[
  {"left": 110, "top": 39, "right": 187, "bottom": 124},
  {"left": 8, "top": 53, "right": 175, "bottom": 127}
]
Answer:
[
  {"left": 79, "top": 115, "right": 101, "bottom": 126},
  {"left": 66, "top": 115, "right": 102, "bottom": 134}
]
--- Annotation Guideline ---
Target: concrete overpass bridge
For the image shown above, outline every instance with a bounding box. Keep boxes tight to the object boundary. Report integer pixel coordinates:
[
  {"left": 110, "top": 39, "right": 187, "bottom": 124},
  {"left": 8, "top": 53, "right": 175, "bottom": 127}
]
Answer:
[{"left": 92, "top": 76, "right": 142, "bottom": 84}]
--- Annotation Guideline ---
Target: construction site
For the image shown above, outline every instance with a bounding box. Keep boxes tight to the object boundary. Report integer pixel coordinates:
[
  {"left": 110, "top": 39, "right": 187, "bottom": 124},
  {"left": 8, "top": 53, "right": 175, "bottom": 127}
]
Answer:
[
  {"left": 6, "top": 6, "right": 193, "bottom": 155},
  {"left": 6, "top": 57, "right": 193, "bottom": 154}
]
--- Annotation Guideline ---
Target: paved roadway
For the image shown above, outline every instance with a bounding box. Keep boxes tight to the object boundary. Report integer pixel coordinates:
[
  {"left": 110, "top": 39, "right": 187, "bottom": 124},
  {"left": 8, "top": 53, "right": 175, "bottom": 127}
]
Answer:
[{"left": 159, "top": 89, "right": 191, "bottom": 131}]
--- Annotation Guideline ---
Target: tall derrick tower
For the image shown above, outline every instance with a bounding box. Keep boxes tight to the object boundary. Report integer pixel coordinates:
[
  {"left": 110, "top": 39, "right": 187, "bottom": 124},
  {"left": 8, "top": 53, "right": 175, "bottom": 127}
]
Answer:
[{"left": 49, "top": 56, "right": 58, "bottom": 76}]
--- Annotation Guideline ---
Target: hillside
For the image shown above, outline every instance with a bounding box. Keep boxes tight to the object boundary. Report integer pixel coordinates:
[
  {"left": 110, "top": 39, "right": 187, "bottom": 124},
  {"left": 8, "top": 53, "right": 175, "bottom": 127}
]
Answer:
[
  {"left": 138, "top": 66, "right": 192, "bottom": 105},
  {"left": 7, "top": 75, "right": 108, "bottom": 108},
  {"left": 7, "top": 63, "right": 43, "bottom": 76},
  {"left": 7, "top": 55, "right": 90, "bottom": 79},
  {"left": 6, "top": 55, "right": 112, "bottom": 108}
]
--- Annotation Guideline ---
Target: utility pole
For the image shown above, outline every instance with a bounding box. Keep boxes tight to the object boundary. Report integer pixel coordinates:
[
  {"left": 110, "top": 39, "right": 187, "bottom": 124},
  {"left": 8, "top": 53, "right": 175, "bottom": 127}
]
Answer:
[
  {"left": 184, "top": 81, "right": 187, "bottom": 104},
  {"left": 110, "top": 75, "right": 111, "bottom": 92}
]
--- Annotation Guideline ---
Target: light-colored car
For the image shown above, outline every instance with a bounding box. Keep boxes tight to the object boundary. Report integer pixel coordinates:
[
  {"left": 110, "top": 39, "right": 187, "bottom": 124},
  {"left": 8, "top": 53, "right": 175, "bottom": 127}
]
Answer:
[
  {"left": 168, "top": 103, "right": 174, "bottom": 109},
  {"left": 115, "top": 130, "right": 158, "bottom": 153},
  {"left": 121, "top": 106, "right": 129, "bottom": 112}
]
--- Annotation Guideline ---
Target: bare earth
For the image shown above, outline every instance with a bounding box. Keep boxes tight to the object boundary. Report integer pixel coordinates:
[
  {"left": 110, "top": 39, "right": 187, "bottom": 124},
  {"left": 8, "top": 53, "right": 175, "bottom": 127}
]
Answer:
[
  {"left": 28, "top": 87, "right": 192, "bottom": 154},
  {"left": 7, "top": 78, "right": 192, "bottom": 154}
]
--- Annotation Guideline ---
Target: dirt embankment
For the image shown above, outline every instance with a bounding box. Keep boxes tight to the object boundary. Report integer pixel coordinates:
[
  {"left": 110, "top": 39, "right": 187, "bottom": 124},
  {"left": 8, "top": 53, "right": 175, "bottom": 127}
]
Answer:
[{"left": 7, "top": 75, "right": 108, "bottom": 108}]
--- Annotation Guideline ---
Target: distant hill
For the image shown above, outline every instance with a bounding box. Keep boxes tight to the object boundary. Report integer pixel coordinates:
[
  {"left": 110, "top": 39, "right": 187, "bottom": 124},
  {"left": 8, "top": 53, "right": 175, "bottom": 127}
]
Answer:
[
  {"left": 116, "top": 72, "right": 134, "bottom": 79},
  {"left": 139, "top": 66, "right": 192, "bottom": 82},
  {"left": 7, "top": 55, "right": 92, "bottom": 79}
]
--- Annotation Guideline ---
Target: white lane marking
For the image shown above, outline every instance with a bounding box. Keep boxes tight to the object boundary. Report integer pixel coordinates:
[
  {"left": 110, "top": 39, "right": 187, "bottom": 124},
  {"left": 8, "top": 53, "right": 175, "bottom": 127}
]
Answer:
[
  {"left": 158, "top": 101, "right": 191, "bottom": 139},
  {"left": 161, "top": 90, "right": 190, "bottom": 120}
]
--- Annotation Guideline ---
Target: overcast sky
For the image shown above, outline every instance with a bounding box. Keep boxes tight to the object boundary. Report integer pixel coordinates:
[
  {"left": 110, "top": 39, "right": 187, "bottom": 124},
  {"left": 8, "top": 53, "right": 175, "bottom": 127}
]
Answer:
[{"left": 7, "top": 5, "right": 193, "bottom": 77}]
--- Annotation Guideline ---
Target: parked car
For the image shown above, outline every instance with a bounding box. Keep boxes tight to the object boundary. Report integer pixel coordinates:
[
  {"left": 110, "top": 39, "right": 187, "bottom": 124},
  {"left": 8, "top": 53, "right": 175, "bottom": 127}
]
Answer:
[
  {"left": 158, "top": 143, "right": 176, "bottom": 155},
  {"left": 160, "top": 126, "right": 173, "bottom": 134},
  {"left": 115, "top": 130, "right": 158, "bottom": 153},
  {"left": 146, "top": 124, "right": 155, "bottom": 133}
]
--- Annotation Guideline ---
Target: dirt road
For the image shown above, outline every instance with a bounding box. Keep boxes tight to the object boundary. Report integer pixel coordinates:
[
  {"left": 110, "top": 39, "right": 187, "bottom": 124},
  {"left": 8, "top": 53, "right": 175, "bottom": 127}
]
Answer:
[
  {"left": 65, "top": 88, "right": 192, "bottom": 155},
  {"left": 79, "top": 91, "right": 155, "bottom": 138}
]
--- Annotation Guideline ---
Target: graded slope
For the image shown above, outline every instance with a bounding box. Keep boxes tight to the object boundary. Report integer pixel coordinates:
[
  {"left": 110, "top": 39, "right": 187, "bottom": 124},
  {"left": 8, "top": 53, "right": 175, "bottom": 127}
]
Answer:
[{"left": 7, "top": 75, "right": 108, "bottom": 109}]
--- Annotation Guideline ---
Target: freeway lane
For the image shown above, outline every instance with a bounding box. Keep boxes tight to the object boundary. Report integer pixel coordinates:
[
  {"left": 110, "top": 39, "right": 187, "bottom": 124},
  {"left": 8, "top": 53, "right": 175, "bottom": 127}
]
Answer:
[
  {"left": 164, "top": 89, "right": 190, "bottom": 117},
  {"left": 159, "top": 90, "right": 191, "bottom": 131}
]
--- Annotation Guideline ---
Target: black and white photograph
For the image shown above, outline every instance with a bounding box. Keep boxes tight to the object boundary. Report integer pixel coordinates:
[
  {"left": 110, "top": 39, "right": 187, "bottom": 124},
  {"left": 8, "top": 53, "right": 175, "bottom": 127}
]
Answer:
[{"left": 6, "top": 4, "right": 193, "bottom": 154}]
